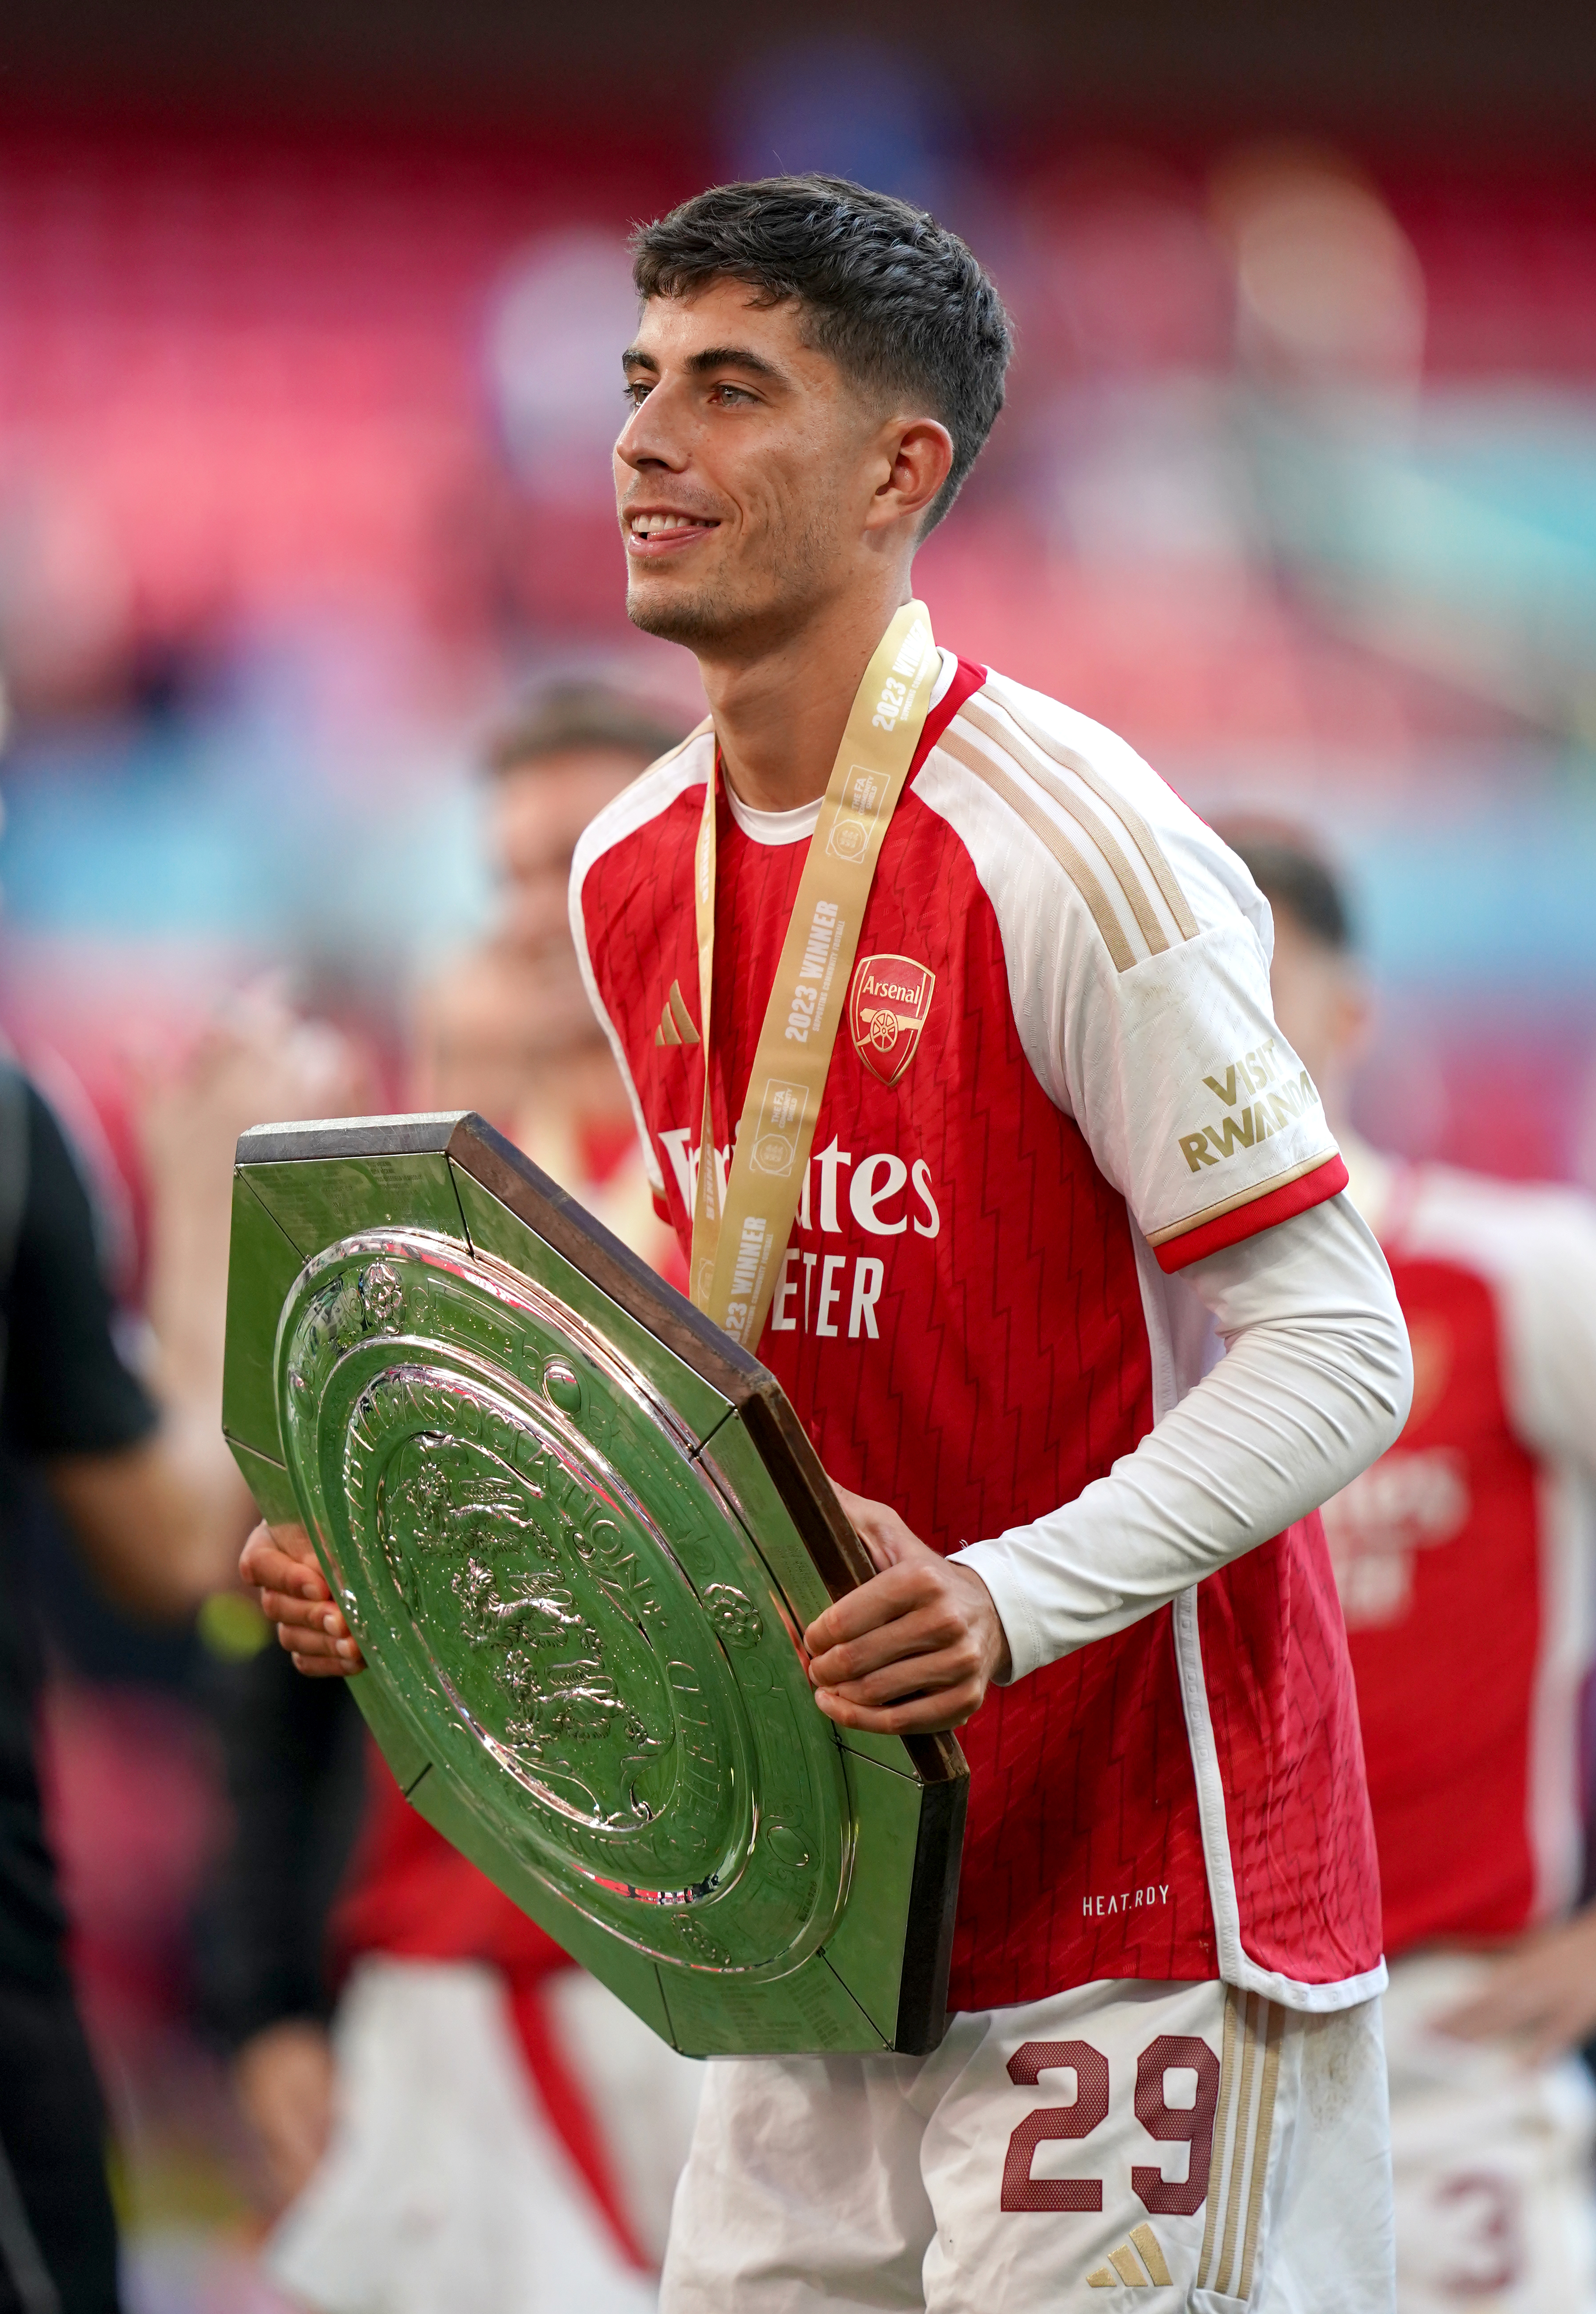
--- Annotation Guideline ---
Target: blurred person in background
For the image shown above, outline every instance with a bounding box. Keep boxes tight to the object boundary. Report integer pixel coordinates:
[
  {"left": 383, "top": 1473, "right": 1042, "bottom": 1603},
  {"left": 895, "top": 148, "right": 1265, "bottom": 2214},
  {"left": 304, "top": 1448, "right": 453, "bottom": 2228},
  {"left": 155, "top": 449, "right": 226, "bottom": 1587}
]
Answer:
[
  {"left": 1226, "top": 824, "right": 1596, "bottom": 2314},
  {"left": 215, "top": 683, "right": 700, "bottom": 2314},
  {"left": 413, "top": 679, "right": 692, "bottom": 1265},
  {"left": 0, "top": 993, "right": 351, "bottom": 2314}
]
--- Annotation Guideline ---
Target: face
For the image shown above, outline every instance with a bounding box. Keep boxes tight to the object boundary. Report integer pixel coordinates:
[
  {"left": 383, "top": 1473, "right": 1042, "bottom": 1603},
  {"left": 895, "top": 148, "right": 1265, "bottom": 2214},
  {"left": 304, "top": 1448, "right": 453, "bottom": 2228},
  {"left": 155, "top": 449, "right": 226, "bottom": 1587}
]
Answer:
[
  {"left": 1266, "top": 907, "right": 1369, "bottom": 1127},
  {"left": 614, "top": 279, "right": 951, "bottom": 653},
  {"left": 493, "top": 746, "right": 643, "bottom": 954}
]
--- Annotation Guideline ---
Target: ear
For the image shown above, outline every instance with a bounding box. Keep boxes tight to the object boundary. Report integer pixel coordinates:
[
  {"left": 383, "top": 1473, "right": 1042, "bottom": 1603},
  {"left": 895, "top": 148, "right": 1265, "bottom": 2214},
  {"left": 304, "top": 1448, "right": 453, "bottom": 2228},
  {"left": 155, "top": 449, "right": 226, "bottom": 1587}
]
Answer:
[
  {"left": 1333, "top": 970, "right": 1374, "bottom": 1069},
  {"left": 864, "top": 417, "right": 956, "bottom": 534}
]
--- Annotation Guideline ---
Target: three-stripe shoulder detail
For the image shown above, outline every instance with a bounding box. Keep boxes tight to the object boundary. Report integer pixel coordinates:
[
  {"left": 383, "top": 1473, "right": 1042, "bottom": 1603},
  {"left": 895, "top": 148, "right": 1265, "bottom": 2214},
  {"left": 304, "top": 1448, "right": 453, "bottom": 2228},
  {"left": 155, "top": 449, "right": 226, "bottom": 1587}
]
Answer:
[
  {"left": 936, "top": 720, "right": 1139, "bottom": 971},
  {"left": 945, "top": 690, "right": 1201, "bottom": 966},
  {"left": 969, "top": 704, "right": 1169, "bottom": 954}
]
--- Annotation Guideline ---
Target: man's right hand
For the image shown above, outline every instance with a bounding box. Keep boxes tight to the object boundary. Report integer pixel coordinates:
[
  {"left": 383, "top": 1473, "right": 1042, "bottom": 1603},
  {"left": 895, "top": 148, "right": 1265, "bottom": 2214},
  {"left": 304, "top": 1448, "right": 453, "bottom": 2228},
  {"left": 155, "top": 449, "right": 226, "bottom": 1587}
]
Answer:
[{"left": 240, "top": 1520, "right": 364, "bottom": 1676}]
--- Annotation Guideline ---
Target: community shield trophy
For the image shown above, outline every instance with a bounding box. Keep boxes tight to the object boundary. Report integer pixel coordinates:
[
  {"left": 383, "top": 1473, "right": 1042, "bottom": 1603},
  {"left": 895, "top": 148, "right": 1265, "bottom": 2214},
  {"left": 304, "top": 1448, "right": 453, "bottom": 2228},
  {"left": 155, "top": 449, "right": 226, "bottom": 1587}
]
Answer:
[{"left": 222, "top": 1112, "right": 967, "bottom": 2058}]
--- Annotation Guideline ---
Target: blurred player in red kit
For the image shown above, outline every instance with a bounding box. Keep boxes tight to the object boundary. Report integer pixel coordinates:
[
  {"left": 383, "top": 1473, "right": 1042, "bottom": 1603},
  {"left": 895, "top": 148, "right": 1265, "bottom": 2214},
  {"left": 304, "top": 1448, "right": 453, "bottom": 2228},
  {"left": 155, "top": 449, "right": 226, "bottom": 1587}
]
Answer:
[
  {"left": 251, "top": 178, "right": 1413, "bottom": 2310},
  {"left": 1230, "top": 824, "right": 1596, "bottom": 2314}
]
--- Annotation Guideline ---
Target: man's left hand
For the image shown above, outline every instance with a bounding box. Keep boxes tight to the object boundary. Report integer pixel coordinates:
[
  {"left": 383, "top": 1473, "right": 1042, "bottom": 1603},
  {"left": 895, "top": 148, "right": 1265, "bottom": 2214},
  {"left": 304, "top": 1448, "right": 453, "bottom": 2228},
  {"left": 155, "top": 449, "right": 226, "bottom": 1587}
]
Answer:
[
  {"left": 1436, "top": 1906, "right": 1596, "bottom": 2064},
  {"left": 802, "top": 1485, "right": 1011, "bottom": 1736},
  {"left": 240, "top": 1520, "right": 365, "bottom": 1677}
]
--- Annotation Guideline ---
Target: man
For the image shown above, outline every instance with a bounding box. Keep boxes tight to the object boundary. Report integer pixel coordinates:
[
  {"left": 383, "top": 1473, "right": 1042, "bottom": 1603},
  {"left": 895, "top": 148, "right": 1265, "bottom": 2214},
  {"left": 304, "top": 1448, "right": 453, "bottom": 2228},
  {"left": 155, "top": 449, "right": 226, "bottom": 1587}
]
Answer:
[
  {"left": 248, "top": 176, "right": 1411, "bottom": 2310},
  {"left": 219, "top": 690, "right": 699, "bottom": 2314},
  {"left": 1224, "top": 824, "right": 1596, "bottom": 2313},
  {"left": 412, "top": 680, "right": 688, "bottom": 1258},
  {"left": 0, "top": 996, "right": 340, "bottom": 2314}
]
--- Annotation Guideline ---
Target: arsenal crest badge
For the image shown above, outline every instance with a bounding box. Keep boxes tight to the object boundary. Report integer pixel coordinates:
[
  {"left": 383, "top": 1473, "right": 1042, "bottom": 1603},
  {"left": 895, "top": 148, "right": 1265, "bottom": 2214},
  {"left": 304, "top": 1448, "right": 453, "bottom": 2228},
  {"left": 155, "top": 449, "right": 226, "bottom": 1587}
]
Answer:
[{"left": 848, "top": 954, "right": 936, "bottom": 1087}]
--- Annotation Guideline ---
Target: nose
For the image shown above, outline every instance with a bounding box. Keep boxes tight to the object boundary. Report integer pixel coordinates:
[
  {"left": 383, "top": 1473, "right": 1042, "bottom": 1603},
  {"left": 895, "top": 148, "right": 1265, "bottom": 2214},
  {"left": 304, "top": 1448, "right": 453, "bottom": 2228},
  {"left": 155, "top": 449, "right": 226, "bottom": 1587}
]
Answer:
[{"left": 615, "top": 376, "right": 689, "bottom": 477}]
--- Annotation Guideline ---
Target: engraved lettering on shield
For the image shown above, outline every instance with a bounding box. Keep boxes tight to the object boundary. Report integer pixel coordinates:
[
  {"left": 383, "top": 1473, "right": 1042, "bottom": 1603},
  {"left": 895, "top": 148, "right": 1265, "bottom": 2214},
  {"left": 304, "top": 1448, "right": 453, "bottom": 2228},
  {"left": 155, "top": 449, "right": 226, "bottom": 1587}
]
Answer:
[{"left": 847, "top": 954, "right": 936, "bottom": 1088}]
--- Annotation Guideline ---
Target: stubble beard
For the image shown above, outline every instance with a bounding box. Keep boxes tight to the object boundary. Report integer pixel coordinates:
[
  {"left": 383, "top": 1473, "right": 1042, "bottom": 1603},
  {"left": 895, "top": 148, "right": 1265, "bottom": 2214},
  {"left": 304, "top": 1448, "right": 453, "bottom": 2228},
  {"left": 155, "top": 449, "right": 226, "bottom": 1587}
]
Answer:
[
  {"left": 624, "top": 498, "right": 839, "bottom": 659},
  {"left": 625, "top": 569, "right": 739, "bottom": 649}
]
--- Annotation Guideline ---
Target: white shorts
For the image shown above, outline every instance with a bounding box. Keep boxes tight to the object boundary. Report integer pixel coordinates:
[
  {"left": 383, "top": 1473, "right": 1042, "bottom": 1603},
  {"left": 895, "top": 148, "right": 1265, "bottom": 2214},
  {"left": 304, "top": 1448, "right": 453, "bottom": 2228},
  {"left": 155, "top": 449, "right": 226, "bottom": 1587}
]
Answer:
[
  {"left": 1383, "top": 1950, "right": 1596, "bottom": 2312},
  {"left": 660, "top": 1977, "right": 1394, "bottom": 2312},
  {"left": 268, "top": 1956, "right": 702, "bottom": 2314}
]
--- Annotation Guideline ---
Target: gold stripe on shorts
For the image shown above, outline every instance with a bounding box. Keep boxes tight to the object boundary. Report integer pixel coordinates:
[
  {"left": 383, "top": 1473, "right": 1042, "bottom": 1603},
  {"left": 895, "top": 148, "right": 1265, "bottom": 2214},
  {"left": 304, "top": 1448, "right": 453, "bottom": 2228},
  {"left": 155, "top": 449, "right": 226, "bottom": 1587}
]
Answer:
[
  {"left": 1199, "top": 1989, "right": 1286, "bottom": 2302},
  {"left": 1216, "top": 1993, "right": 1260, "bottom": 2291},
  {"left": 1239, "top": 2005, "right": 1284, "bottom": 2301}
]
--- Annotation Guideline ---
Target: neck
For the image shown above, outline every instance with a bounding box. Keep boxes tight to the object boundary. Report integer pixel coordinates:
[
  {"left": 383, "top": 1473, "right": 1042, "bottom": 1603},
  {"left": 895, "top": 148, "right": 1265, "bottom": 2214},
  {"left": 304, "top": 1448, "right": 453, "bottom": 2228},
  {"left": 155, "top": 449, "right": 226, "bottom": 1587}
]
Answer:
[{"left": 697, "top": 565, "right": 916, "bottom": 814}]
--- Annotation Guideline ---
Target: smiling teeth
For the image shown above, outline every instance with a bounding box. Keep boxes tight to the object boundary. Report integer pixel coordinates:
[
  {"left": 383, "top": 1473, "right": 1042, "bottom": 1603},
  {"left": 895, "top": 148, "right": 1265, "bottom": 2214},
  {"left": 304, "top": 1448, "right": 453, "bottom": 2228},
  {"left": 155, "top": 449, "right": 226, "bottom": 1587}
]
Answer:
[{"left": 631, "top": 514, "right": 702, "bottom": 535}]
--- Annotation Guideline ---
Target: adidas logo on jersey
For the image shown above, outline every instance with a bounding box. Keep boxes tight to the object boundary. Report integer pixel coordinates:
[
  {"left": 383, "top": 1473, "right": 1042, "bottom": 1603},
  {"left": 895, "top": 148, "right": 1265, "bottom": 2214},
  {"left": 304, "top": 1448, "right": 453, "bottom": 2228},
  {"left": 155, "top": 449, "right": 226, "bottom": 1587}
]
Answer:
[
  {"left": 654, "top": 980, "right": 701, "bottom": 1047},
  {"left": 1087, "top": 2224, "right": 1171, "bottom": 2288}
]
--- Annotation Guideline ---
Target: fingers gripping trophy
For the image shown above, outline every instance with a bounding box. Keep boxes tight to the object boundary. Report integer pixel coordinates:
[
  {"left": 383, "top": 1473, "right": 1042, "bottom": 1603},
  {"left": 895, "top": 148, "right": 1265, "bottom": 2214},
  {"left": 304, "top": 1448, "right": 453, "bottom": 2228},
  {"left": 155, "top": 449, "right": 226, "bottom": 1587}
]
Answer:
[{"left": 237, "top": 177, "right": 1413, "bottom": 2314}]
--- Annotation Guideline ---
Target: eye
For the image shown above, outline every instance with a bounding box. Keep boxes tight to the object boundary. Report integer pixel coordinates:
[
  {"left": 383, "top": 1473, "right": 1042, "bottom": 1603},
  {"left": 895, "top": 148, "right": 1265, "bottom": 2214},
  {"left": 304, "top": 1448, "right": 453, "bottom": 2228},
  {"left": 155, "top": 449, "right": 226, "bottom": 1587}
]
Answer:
[
  {"left": 709, "top": 382, "right": 756, "bottom": 407},
  {"left": 623, "top": 379, "right": 651, "bottom": 407}
]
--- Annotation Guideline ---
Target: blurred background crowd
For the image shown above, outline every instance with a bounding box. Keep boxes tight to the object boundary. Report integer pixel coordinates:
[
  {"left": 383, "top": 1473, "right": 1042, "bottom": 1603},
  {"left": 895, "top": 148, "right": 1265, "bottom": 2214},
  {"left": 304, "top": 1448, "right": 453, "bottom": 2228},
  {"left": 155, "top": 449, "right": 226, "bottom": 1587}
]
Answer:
[{"left": 0, "top": 0, "right": 1594, "bottom": 2307}]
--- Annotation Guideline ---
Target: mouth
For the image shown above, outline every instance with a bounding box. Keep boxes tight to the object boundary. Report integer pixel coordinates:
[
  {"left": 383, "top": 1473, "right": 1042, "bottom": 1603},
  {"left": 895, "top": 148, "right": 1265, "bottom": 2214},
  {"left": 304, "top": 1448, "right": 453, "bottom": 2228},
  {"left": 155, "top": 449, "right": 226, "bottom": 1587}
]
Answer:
[{"left": 624, "top": 509, "right": 720, "bottom": 559}]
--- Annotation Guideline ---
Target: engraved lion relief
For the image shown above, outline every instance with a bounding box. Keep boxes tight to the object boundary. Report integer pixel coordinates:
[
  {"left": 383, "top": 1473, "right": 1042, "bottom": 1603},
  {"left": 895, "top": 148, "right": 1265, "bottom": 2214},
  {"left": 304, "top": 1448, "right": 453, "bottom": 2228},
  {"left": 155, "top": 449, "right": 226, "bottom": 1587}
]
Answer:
[{"left": 377, "top": 1430, "right": 676, "bottom": 1832}]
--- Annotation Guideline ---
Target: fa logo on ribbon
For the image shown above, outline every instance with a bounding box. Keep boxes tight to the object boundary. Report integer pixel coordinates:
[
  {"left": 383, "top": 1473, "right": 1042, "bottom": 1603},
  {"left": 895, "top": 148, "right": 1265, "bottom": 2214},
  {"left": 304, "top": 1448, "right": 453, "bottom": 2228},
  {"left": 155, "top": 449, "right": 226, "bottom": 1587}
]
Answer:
[{"left": 847, "top": 955, "right": 936, "bottom": 1087}]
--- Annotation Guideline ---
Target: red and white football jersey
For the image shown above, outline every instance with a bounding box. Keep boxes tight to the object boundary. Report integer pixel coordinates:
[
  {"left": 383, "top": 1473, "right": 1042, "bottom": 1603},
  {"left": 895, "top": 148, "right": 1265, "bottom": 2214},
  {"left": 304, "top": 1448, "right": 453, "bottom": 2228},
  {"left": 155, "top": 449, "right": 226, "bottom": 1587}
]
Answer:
[
  {"left": 571, "top": 653, "right": 1381, "bottom": 2013},
  {"left": 1325, "top": 1144, "right": 1596, "bottom": 1955}
]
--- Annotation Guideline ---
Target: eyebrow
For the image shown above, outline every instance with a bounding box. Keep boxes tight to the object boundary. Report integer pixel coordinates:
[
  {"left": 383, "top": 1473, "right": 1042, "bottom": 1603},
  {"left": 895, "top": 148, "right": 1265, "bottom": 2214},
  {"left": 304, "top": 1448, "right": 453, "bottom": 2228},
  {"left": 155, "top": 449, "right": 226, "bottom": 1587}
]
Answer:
[{"left": 621, "top": 343, "right": 787, "bottom": 383}]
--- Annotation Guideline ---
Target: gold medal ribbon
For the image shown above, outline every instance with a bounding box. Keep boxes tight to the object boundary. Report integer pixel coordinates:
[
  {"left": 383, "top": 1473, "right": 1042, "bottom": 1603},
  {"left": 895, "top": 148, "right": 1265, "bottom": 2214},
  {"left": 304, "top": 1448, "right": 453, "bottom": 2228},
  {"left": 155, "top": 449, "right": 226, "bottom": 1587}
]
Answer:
[{"left": 689, "top": 600, "right": 939, "bottom": 1346}]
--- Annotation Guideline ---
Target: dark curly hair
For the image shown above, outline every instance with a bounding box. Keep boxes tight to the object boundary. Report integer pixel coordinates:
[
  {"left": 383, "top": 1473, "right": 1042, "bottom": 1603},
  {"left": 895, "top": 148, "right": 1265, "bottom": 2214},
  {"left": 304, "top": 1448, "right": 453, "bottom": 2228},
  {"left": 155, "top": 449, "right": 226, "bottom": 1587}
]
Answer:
[{"left": 631, "top": 174, "right": 1012, "bottom": 534}]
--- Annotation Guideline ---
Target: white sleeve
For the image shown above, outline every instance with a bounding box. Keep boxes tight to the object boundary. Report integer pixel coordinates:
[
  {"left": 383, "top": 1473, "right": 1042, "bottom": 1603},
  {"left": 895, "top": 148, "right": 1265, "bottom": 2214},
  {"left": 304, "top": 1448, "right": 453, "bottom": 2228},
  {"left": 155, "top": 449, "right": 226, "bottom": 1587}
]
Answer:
[
  {"left": 1056, "top": 908, "right": 1344, "bottom": 1270},
  {"left": 952, "top": 1193, "right": 1413, "bottom": 1681},
  {"left": 1499, "top": 1199, "right": 1596, "bottom": 1483},
  {"left": 918, "top": 688, "right": 1345, "bottom": 1273}
]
